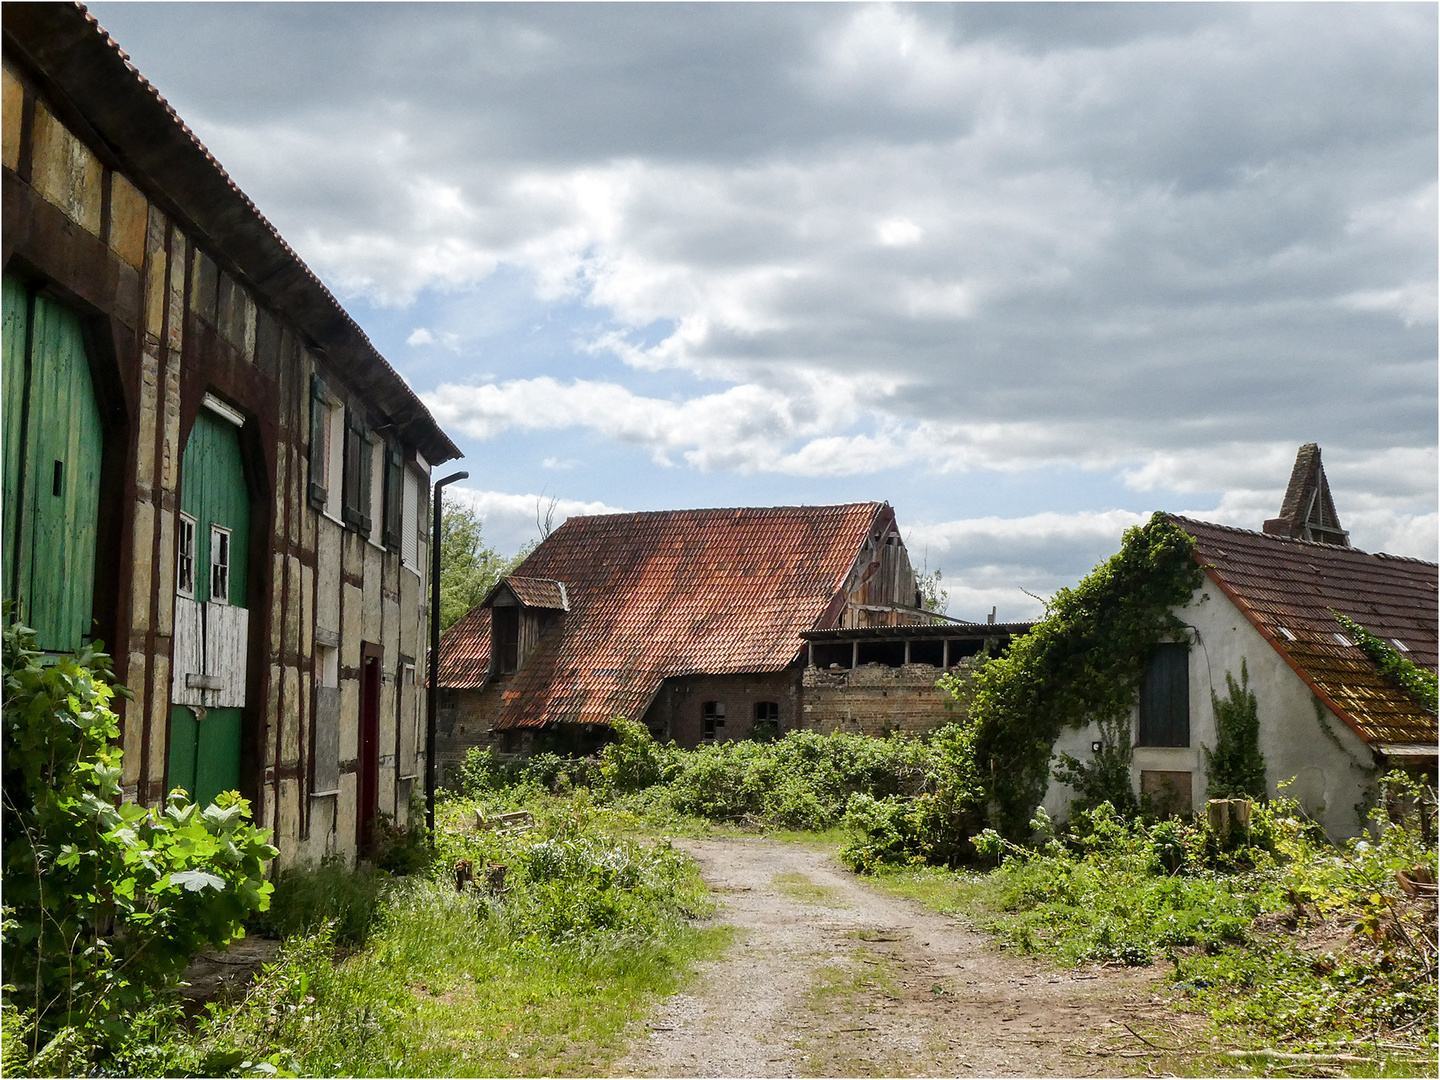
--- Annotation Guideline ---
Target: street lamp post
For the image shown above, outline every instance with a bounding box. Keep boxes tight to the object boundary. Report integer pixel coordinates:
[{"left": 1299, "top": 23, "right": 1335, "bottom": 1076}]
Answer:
[{"left": 426, "top": 470, "right": 469, "bottom": 840}]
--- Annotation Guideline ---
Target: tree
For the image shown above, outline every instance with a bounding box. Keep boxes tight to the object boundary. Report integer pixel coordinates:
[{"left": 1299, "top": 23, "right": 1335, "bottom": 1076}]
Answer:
[
  {"left": 918, "top": 567, "right": 948, "bottom": 614},
  {"left": 439, "top": 497, "right": 523, "bottom": 632}
]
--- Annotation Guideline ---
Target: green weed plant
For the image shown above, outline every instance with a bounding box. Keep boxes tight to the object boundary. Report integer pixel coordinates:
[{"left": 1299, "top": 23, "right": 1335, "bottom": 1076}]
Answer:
[{"left": 0, "top": 620, "right": 276, "bottom": 1073}]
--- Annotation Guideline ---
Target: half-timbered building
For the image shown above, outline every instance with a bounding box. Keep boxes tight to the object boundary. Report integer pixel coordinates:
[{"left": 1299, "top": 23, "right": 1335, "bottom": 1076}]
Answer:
[{"left": 3, "top": 4, "right": 461, "bottom": 864}]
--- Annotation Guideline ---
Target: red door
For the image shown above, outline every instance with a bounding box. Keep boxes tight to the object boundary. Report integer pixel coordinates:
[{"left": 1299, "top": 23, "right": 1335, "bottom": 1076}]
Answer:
[{"left": 358, "top": 645, "right": 382, "bottom": 853}]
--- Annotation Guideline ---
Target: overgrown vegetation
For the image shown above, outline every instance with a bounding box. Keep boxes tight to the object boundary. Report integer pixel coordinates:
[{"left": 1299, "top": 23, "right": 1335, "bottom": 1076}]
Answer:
[
  {"left": 1204, "top": 661, "right": 1267, "bottom": 799},
  {"left": 456, "top": 717, "right": 955, "bottom": 835},
  {"left": 124, "top": 798, "right": 721, "bottom": 1078},
  {"left": 1, "top": 620, "right": 276, "bottom": 1075},
  {"left": 1334, "top": 610, "right": 1439, "bottom": 717},
  {"left": 970, "top": 512, "right": 1205, "bottom": 835},
  {"left": 873, "top": 774, "right": 1438, "bottom": 1064}
]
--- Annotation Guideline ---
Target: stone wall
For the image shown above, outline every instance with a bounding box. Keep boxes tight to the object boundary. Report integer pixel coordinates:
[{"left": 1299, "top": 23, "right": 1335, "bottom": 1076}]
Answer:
[{"left": 800, "top": 658, "right": 981, "bottom": 737}]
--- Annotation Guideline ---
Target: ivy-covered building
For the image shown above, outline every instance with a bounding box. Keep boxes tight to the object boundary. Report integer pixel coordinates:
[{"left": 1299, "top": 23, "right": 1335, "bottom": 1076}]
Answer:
[
  {"left": 1046, "top": 447, "right": 1437, "bottom": 838},
  {"left": 2, "top": 4, "right": 461, "bottom": 864}
]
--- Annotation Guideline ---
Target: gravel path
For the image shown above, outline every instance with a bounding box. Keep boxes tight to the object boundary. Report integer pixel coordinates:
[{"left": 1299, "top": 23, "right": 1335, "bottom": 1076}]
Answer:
[{"left": 613, "top": 836, "right": 1189, "bottom": 1078}]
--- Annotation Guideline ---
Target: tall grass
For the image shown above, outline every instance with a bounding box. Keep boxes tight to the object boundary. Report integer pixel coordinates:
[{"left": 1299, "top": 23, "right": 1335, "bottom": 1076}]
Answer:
[{"left": 139, "top": 804, "right": 722, "bottom": 1078}]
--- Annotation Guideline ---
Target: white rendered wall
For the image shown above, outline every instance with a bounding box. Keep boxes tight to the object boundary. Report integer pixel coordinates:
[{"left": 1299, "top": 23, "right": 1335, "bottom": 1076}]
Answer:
[{"left": 1043, "top": 582, "right": 1378, "bottom": 837}]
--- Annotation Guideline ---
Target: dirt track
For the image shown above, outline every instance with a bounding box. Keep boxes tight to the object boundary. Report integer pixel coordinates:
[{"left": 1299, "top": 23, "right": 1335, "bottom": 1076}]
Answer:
[{"left": 613, "top": 836, "right": 1191, "bottom": 1078}]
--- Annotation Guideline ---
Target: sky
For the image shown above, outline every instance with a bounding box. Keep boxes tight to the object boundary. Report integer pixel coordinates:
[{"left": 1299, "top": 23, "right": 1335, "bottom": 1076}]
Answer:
[{"left": 87, "top": 2, "right": 1437, "bottom": 620}]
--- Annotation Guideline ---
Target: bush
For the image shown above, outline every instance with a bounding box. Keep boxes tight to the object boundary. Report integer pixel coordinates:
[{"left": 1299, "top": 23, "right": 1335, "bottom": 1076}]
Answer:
[{"left": 1, "top": 620, "right": 276, "bottom": 1066}]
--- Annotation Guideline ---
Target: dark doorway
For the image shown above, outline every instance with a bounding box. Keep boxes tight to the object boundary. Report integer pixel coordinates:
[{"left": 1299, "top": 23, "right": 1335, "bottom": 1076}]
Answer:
[{"left": 358, "top": 644, "right": 383, "bottom": 852}]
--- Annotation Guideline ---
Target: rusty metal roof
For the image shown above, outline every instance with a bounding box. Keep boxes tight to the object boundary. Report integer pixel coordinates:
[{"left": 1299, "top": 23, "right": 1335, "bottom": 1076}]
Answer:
[
  {"left": 437, "top": 503, "right": 888, "bottom": 728},
  {"left": 1171, "top": 515, "right": 1437, "bottom": 747},
  {"left": 3, "top": 3, "right": 460, "bottom": 464}
]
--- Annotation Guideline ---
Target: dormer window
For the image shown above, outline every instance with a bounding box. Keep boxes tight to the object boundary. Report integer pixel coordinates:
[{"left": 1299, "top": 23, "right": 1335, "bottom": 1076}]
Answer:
[
  {"left": 493, "top": 605, "right": 519, "bottom": 674},
  {"left": 483, "top": 575, "right": 569, "bottom": 679}
]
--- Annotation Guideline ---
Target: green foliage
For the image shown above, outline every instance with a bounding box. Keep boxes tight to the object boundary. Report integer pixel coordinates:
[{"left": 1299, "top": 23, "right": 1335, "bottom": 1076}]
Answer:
[
  {"left": 969, "top": 513, "right": 1204, "bottom": 835},
  {"left": 1333, "top": 611, "right": 1438, "bottom": 716},
  {"left": 1175, "top": 772, "right": 1437, "bottom": 1048},
  {"left": 917, "top": 566, "right": 948, "bottom": 614},
  {"left": 1204, "top": 660, "right": 1267, "bottom": 799},
  {"left": 438, "top": 496, "right": 526, "bottom": 632},
  {"left": 1, "top": 620, "right": 276, "bottom": 1067},
  {"left": 598, "top": 717, "right": 682, "bottom": 792},
  {"left": 838, "top": 720, "right": 984, "bottom": 871},
  {"left": 247, "top": 855, "right": 394, "bottom": 949}
]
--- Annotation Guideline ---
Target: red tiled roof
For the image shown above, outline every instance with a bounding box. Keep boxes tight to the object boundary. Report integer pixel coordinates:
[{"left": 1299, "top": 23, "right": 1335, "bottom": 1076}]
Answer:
[
  {"left": 437, "top": 503, "right": 888, "bottom": 728},
  {"left": 1172, "top": 515, "right": 1438, "bottom": 747},
  {"left": 492, "top": 576, "right": 569, "bottom": 610}
]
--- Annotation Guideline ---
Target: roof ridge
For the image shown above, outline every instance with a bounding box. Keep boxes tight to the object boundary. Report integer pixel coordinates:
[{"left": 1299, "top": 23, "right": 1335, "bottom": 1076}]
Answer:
[
  {"left": 1169, "top": 513, "right": 1436, "bottom": 566},
  {"left": 563, "top": 502, "right": 885, "bottom": 520}
]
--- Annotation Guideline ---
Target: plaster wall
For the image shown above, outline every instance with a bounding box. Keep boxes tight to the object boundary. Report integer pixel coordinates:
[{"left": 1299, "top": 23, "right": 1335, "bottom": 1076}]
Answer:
[{"left": 1043, "top": 584, "right": 1377, "bottom": 837}]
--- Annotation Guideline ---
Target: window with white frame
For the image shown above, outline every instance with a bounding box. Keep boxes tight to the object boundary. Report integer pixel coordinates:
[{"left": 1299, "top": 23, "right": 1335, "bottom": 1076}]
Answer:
[
  {"left": 176, "top": 513, "right": 197, "bottom": 597},
  {"left": 209, "top": 525, "right": 231, "bottom": 603}
]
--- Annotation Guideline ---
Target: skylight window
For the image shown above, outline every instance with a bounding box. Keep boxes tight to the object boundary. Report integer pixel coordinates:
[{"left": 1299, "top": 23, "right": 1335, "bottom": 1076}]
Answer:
[{"left": 1334, "top": 632, "right": 1353, "bottom": 647}]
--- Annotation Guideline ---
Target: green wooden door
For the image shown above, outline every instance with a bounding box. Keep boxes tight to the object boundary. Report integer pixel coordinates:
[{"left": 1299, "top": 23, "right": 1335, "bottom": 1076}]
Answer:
[
  {"left": 167, "top": 408, "right": 250, "bottom": 805},
  {"left": 2, "top": 274, "right": 103, "bottom": 653}
]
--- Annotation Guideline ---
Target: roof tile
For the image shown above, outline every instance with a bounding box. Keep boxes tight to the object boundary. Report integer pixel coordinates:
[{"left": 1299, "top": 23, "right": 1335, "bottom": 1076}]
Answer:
[
  {"left": 438, "top": 503, "right": 886, "bottom": 729},
  {"left": 1172, "top": 515, "right": 1437, "bottom": 747}
]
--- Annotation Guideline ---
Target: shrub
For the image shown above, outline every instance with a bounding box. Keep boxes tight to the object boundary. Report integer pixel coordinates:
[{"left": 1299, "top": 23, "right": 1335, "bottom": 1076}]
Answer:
[{"left": 1, "top": 620, "right": 276, "bottom": 1064}]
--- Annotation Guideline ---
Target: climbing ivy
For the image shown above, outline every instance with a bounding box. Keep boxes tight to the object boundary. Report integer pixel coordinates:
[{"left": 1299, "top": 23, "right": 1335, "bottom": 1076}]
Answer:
[
  {"left": 1204, "top": 659, "right": 1267, "bottom": 799},
  {"left": 1332, "top": 611, "right": 1438, "bottom": 717},
  {"left": 969, "top": 512, "right": 1205, "bottom": 836}
]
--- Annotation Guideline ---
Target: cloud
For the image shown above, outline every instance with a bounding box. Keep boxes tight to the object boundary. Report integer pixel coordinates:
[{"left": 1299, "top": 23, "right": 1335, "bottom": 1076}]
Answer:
[
  {"left": 445, "top": 486, "right": 627, "bottom": 556},
  {"left": 89, "top": 2, "right": 1437, "bottom": 541}
]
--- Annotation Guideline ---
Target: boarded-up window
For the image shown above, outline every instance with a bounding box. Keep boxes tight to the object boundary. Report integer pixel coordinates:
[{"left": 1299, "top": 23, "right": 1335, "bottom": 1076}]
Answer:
[
  {"left": 493, "top": 606, "right": 519, "bottom": 673},
  {"left": 368, "top": 438, "right": 384, "bottom": 547},
  {"left": 754, "top": 701, "right": 779, "bottom": 738},
  {"left": 313, "top": 643, "right": 340, "bottom": 794},
  {"left": 1138, "top": 643, "right": 1189, "bottom": 747},
  {"left": 1141, "top": 770, "right": 1193, "bottom": 817},
  {"left": 398, "top": 660, "right": 418, "bottom": 778},
  {"left": 703, "top": 701, "right": 725, "bottom": 742}
]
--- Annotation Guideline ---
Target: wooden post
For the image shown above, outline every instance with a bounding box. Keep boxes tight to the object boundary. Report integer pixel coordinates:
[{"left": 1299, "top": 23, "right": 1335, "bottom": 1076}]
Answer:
[{"left": 851, "top": 640, "right": 858, "bottom": 669}]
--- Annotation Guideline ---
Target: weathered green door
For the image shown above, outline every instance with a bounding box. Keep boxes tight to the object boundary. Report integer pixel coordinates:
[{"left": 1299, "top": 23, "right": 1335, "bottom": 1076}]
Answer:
[
  {"left": 2, "top": 273, "right": 104, "bottom": 653},
  {"left": 167, "top": 406, "right": 250, "bottom": 806}
]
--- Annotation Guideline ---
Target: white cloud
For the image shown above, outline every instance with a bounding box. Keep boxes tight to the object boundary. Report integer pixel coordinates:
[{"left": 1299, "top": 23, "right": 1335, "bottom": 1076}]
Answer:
[
  {"left": 446, "top": 486, "right": 627, "bottom": 556},
  {"left": 406, "top": 327, "right": 435, "bottom": 346}
]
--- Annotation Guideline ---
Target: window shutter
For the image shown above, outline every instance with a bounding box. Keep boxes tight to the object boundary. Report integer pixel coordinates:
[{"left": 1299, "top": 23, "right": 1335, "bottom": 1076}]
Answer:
[
  {"left": 307, "top": 375, "right": 328, "bottom": 510},
  {"left": 401, "top": 466, "right": 420, "bottom": 569},
  {"left": 342, "top": 409, "right": 372, "bottom": 533},
  {"left": 382, "top": 443, "right": 404, "bottom": 550}
]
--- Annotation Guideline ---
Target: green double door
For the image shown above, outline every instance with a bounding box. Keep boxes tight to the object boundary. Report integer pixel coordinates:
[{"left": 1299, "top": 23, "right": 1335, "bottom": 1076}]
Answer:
[
  {"left": 2, "top": 274, "right": 103, "bottom": 652},
  {"left": 167, "top": 407, "right": 251, "bottom": 806}
]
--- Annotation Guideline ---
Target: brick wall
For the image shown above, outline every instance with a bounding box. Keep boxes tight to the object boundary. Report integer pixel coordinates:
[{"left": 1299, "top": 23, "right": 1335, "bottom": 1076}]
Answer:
[
  {"left": 800, "top": 657, "right": 982, "bottom": 737},
  {"left": 644, "top": 671, "right": 802, "bottom": 748}
]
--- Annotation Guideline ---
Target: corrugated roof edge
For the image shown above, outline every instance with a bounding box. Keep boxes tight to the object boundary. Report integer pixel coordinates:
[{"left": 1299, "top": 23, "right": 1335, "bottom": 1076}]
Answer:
[
  {"left": 1167, "top": 513, "right": 1434, "bottom": 749},
  {"left": 4, "top": 3, "right": 460, "bottom": 464}
]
